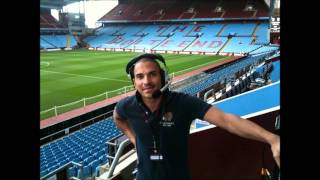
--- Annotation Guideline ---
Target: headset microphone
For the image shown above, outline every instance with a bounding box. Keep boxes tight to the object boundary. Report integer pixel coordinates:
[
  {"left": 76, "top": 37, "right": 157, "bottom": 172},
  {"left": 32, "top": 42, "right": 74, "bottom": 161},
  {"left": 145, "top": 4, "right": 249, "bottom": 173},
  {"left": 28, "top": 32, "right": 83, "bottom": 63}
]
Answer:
[{"left": 152, "top": 79, "right": 172, "bottom": 99}]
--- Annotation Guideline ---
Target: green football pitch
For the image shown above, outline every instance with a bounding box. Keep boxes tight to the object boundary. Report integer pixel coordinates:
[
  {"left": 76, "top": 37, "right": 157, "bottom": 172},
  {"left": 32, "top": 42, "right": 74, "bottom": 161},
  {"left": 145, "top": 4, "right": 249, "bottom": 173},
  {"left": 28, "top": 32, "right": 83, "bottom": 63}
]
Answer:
[{"left": 40, "top": 50, "right": 228, "bottom": 119}]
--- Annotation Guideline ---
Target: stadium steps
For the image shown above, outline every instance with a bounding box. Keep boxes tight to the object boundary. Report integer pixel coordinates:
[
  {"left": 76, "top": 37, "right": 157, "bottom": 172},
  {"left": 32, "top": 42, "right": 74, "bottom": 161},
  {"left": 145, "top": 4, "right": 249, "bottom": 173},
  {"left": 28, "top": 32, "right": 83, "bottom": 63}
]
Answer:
[
  {"left": 134, "top": 26, "right": 148, "bottom": 36},
  {"left": 151, "top": 36, "right": 171, "bottom": 50},
  {"left": 66, "top": 34, "right": 71, "bottom": 48},
  {"left": 250, "top": 36, "right": 257, "bottom": 45},
  {"left": 123, "top": 37, "right": 143, "bottom": 49},
  {"left": 177, "top": 11, "right": 185, "bottom": 19},
  {"left": 190, "top": 12, "right": 197, "bottom": 19},
  {"left": 216, "top": 24, "right": 227, "bottom": 36},
  {"left": 252, "top": 10, "right": 258, "bottom": 17},
  {"left": 40, "top": 37, "right": 58, "bottom": 48},
  {"left": 220, "top": 11, "right": 226, "bottom": 18},
  {"left": 185, "top": 26, "right": 198, "bottom": 37},
  {"left": 158, "top": 13, "right": 166, "bottom": 20},
  {"left": 181, "top": 37, "right": 198, "bottom": 51},
  {"left": 251, "top": 23, "right": 259, "bottom": 36},
  {"left": 217, "top": 37, "right": 232, "bottom": 53},
  {"left": 250, "top": 23, "right": 260, "bottom": 44}
]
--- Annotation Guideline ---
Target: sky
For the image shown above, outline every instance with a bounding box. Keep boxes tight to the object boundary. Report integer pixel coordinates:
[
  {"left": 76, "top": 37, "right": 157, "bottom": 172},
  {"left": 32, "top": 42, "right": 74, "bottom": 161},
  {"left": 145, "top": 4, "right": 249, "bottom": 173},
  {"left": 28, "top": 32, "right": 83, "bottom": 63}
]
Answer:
[{"left": 51, "top": 0, "right": 118, "bottom": 28}]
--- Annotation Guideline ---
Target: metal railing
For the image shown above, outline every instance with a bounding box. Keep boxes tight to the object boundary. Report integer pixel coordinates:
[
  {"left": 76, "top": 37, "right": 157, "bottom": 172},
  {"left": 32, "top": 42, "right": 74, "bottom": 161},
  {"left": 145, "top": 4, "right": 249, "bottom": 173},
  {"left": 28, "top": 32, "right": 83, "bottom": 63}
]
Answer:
[
  {"left": 40, "top": 161, "right": 83, "bottom": 180},
  {"left": 40, "top": 85, "right": 134, "bottom": 120},
  {"left": 106, "top": 138, "right": 132, "bottom": 178}
]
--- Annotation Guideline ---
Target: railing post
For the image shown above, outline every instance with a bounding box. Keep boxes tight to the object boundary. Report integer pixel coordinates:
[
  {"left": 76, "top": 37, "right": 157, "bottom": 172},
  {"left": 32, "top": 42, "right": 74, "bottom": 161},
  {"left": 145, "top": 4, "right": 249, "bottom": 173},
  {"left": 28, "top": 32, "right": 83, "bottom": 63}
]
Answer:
[
  {"left": 106, "top": 92, "right": 108, "bottom": 99},
  {"left": 83, "top": 98, "right": 86, "bottom": 107},
  {"left": 54, "top": 106, "right": 58, "bottom": 116}
]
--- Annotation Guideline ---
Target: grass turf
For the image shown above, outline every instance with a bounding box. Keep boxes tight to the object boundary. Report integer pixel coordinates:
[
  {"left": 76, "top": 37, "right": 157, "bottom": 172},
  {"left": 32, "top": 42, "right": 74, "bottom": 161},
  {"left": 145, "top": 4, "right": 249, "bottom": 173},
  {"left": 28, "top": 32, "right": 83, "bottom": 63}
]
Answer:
[{"left": 40, "top": 50, "right": 228, "bottom": 118}]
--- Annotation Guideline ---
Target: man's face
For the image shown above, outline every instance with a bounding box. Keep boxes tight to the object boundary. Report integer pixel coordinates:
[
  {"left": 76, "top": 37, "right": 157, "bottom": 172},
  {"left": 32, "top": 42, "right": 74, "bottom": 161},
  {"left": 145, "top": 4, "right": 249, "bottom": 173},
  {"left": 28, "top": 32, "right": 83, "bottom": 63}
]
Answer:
[{"left": 133, "top": 59, "right": 162, "bottom": 100}]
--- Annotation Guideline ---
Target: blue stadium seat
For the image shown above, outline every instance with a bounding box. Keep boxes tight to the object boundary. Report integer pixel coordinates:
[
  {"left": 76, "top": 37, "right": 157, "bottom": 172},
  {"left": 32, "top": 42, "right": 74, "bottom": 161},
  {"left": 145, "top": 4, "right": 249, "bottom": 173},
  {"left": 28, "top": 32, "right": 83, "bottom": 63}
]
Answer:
[
  {"left": 67, "top": 166, "right": 78, "bottom": 178},
  {"left": 47, "top": 164, "right": 59, "bottom": 173},
  {"left": 47, "top": 161, "right": 56, "bottom": 168},
  {"left": 226, "top": 91, "right": 231, "bottom": 98},
  {"left": 40, "top": 169, "right": 48, "bottom": 177},
  {"left": 87, "top": 155, "right": 94, "bottom": 164},
  {"left": 98, "top": 149, "right": 105, "bottom": 157},
  {"left": 90, "top": 160, "right": 100, "bottom": 176},
  {"left": 82, "top": 157, "right": 90, "bottom": 166},
  {"left": 98, "top": 155, "right": 108, "bottom": 164},
  {"left": 58, "top": 159, "right": 68, "bottom": 167},
  {"left": 92, "top": 152, "right": 99, "bottom": 158},
  {"left": 231, "top": 87, "right": 236, "bottom": 96},
  {"left": 79, "top": 165, "right": 92, "bottom": 179},
  {"left": 40, "top": 165, "right": 48, "bottom": 173},
  {"left": 73, "top": 157, "right": 81, "bottom": 163}
]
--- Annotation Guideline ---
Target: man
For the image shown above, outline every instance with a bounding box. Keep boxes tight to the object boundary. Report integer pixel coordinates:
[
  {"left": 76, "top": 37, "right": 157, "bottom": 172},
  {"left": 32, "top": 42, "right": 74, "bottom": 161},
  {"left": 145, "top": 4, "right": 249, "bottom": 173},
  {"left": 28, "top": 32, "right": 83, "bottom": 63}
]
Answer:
[{"left": 113, "top": 53, "right": 280, "bottom": 180}]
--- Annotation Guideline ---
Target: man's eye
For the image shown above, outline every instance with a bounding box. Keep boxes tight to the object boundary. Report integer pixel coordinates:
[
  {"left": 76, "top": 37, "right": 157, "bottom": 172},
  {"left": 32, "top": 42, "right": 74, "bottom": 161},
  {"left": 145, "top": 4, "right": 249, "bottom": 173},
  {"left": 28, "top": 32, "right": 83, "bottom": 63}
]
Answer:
[{"left": 136, "top": 75, "right": 143, "bottom": 79}]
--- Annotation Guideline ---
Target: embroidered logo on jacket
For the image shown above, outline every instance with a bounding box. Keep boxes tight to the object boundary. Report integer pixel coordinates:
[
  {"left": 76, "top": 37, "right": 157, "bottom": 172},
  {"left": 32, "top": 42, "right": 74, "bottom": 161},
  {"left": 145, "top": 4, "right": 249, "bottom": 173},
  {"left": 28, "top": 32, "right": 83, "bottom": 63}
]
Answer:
[{"left": 160, "top": 112, "right": 174, "bottom": 127}]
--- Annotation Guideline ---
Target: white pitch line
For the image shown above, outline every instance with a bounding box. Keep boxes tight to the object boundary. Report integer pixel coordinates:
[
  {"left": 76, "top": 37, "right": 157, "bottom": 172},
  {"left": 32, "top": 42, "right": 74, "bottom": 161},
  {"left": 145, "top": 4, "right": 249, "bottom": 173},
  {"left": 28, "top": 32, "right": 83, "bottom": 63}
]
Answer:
[
  {"left": 40, "top": 61, "right": 50, "bottom": 67},
  {"left": 41, "top": 70, "right": 130, "bottom": 83}
]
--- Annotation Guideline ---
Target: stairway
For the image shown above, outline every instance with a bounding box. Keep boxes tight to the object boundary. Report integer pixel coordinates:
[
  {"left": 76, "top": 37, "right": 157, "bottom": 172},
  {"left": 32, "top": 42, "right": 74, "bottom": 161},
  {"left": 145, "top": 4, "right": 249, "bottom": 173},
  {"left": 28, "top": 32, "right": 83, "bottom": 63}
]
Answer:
[
  {"left": 250, "top": 23, "right": 259, "bottom": 44},
  {"left": 181, "top": 37, "right": 198, "bottom": 51},
  {"left": 216, "top": 24, "right": 227, "bottom": 36},
  {"left": 66, "top": 34, "right": 71, "bottom": 48},
  {"left": 217, "top": 37, "right": 232, "bottom": 54}
]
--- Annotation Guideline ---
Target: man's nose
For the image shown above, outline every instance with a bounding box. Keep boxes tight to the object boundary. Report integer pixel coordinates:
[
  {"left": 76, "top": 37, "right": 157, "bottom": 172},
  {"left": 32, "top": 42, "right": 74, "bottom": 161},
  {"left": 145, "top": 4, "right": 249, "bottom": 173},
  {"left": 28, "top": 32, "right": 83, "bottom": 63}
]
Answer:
[{"left": 143, "top": 75, "right": 151, "bottom": 84}]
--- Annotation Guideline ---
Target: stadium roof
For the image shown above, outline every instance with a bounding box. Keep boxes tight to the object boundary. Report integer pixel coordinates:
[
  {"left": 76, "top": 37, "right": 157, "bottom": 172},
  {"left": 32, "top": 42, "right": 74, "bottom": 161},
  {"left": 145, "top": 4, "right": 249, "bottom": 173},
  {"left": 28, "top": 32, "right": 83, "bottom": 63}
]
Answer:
[
  {"left": 41, "top": 0, "right": 119, "bottom": 9},
  {"left": 40, "top": 0, "right": 278, "bottom": 12},
  {"left": 40, "top": 0, "right": 82, "bottom": 9}
]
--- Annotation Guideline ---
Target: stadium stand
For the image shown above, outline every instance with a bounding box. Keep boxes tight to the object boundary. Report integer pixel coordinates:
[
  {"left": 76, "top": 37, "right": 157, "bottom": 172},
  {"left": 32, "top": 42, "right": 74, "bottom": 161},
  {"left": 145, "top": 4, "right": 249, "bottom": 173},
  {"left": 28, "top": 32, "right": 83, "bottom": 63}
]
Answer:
[
  {"left": 40, "top": 11, "right": 65, "bottom": 29},
  {"left": 179, "top": 52, "right": 273, "bottom": 96},
  {"left": 40, "top": 7, "right": 78, "bottom": 50},
  {"left": 222, "top": 0, "right": 255, "bottom": 18},
  {"left": 40, "top": 118, "right": 121, "bottom": 178},
  {"left": 97, "top": 0, "right": 269, "bottom": 22},
  {"left": 84, "top": 22, "right": 271, "bottom": 55},
  {"left": 254, "top": 22, "right": 270, "bottom": 44},
  {"left": 191, "top": 0, "right": 223, "bottom": 18}
]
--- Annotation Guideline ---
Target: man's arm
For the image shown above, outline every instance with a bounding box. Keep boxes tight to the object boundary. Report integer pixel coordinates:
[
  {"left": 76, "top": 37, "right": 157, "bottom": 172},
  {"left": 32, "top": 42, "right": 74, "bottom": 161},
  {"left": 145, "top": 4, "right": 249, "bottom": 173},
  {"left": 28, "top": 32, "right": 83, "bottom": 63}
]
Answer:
[
  {"left": 113, "top": 108, "right": 136, "bottom": 147},
  {"left": 203, "top": 106, "right": 280, "bottom": 167}
]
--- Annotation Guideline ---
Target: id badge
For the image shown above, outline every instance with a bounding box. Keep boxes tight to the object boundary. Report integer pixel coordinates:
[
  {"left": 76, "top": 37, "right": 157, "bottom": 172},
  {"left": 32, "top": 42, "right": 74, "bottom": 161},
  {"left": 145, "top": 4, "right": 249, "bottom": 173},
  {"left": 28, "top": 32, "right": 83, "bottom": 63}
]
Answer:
[{"left": 150, "top": 154, "right": 163, "bottom": 161}]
